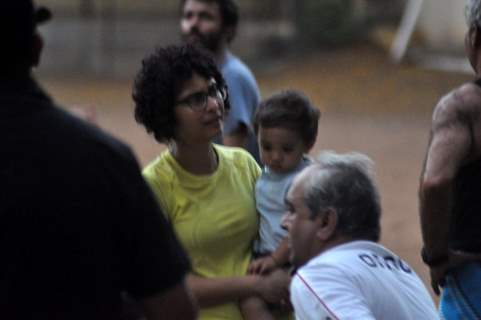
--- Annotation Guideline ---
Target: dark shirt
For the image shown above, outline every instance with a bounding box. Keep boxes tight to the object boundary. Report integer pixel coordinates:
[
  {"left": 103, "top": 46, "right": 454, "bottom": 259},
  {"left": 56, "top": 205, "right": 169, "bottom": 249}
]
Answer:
[{"left": 0, "top": 77, "right": 190, "bottom": 319}]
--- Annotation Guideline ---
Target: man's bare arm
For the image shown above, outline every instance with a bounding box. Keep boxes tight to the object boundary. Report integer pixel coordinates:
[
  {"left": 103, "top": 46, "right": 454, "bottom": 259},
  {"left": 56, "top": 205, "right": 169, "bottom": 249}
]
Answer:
[
  {"left": 419, "top": 90, "right": 473, "bottom": 260},
  {"left": 271, "top": 237, "right": 290, "bottom": 267}
]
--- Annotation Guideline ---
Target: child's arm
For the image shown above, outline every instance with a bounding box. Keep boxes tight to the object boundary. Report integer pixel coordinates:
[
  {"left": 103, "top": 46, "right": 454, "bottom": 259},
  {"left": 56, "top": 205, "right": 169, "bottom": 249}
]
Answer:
[
  {"left": 270, "top": 237, "right": 290, "bottom": 267},
  {"left": 248, "top": 238, "right": 290, "bottom": 275},
  {"left": 239, "top": 296, "right": 275, "bottom": 320}
]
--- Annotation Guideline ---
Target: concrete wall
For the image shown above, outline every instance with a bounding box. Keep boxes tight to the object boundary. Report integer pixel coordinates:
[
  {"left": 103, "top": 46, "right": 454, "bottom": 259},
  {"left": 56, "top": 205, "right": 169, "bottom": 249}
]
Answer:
[
  {"left": 417, "top": 0, "right": 466, "bottom": 51},
  {"left": 37, "top": 17, "right": 281, "bottom": 79},
  {"left": 35, "top": 0, "right": 290, "bottom": 78},
  {"left": 35, "top": 0, "right": 391, "bottom": 78},
  {"left": 38, "top": 17, "right": 178, "bottom": 79}
]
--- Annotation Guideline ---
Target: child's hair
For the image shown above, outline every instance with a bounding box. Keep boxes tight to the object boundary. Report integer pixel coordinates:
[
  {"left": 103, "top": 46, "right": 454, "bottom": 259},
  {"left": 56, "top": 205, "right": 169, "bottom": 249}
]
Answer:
[{"left": 254, "top": 90, "right": 321, "bottom": 146}]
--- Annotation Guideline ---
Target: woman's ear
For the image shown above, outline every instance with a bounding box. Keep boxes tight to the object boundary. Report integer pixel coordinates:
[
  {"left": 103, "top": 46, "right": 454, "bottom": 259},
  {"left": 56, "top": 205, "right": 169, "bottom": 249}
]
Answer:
[{"left": 315, "top": 208, "right": 337, "bottom": 241}]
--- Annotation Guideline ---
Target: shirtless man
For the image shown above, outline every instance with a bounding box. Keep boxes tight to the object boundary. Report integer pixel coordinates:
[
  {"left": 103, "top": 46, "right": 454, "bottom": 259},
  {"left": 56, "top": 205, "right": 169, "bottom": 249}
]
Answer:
[{"left": 419, "top": 0, "right": 481, "bottom": 317}]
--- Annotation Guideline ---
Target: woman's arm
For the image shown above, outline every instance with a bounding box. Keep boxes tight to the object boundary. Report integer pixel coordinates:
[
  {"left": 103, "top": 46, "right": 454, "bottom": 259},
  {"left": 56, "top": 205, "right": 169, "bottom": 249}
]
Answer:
[
  {"left": 142, "top": 281, "right": 198, "bottom": 320},
  {"left": 186, "top": 273, "right": 260, "bottom": 308},
  {"left": 187, "top": 270, "right": 290, "bottom": 308}
]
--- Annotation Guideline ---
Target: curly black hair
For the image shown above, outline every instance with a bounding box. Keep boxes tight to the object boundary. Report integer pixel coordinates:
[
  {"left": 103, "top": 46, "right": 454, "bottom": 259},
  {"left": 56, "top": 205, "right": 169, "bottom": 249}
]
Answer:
[
  {"left": 254, "top": 90, "right": 321, "bottom": 146},
  {"left": 132, "top": 44, "right": 229, "bottom": 143},
  {"left": 180, "top": 0, "right": 239, "bottom": 42}
]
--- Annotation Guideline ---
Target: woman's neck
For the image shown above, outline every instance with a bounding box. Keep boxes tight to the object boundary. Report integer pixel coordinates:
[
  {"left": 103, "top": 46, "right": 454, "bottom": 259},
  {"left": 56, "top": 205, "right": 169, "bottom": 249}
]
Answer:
[{"left": 169, "top": 141, "right": 218, "bottom": 175}]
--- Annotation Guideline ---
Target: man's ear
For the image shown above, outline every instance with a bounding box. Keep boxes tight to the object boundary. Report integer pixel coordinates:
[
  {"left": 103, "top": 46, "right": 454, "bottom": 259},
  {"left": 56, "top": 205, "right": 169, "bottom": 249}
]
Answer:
[
  {"left": 315, "top": 208, "right": 337, "bottom": 241},
  {"left": 305, "top": 139, "right": 316, "bottom": 153},
  {"left": 465, "top": 24, "right": 481, "bottom": 72},
  {"left": 31, "top": 33, "right": 44, "bottom": 67},
  {"left": 467, "top": 24, "right": 481, "bottom": 52},
  {"left": 223, "top": 26, "right": 235, "bottom": 43}
]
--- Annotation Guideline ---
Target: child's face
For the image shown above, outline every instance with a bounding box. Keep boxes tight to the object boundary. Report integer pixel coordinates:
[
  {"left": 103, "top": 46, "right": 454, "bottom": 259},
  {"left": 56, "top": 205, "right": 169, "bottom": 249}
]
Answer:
[{"left": 258, "top": 126, "right": 309, "bottom": 174}]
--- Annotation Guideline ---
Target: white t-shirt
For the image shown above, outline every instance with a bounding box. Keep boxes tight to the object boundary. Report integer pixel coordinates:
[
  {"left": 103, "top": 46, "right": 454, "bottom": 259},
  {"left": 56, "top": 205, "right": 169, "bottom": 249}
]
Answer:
[{"left": 290, "top": 241, "right": 438, "bottom": 320}]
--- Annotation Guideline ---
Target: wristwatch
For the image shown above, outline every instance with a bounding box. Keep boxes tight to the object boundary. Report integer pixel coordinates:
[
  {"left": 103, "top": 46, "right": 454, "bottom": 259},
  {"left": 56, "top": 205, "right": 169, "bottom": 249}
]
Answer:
[{"left": 421, "top": 247, "right": 448, "bottom": 267}]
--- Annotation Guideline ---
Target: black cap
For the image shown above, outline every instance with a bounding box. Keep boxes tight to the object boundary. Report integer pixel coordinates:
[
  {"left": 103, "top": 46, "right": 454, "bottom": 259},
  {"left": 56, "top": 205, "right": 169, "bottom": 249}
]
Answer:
[
  {"left": 1, "top": 1, "right": 52, "bottom": 34},
  {"left": 0, "top": 1, "right": 52, "bottom": 70}
]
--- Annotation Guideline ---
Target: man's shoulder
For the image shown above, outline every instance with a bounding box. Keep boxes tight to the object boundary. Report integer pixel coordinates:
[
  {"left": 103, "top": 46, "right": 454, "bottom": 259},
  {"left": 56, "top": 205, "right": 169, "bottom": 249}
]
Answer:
[
  {"left": 30, "top": 102, "right": 139, "bottom": 173},
  {"left": 293, "top": 245, "right": 361, "bottom": 296},
  {"left": 302, "top": 241, "right": 387, "bottom": 271},
  {"left": 222, "top": 52, "right": 248, "bottom": 70},
  {"left": 222, "top": 52, "right": 256, "bottom": 81},
  {"left": 57, "top": 107, "right": 134, "bottom": 161},
  {"left": 434, "top": 81, "right": 481, "bottom": 120},
  {"left": 2, "top": 87, "right": 135, "bottom": 163}
]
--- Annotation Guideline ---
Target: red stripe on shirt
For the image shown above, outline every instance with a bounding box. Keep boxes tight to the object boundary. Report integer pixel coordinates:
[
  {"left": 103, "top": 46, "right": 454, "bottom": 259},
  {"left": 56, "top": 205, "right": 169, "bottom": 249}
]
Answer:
[{"left": 296, "top": 273, "right": 340, "bottom": 320}]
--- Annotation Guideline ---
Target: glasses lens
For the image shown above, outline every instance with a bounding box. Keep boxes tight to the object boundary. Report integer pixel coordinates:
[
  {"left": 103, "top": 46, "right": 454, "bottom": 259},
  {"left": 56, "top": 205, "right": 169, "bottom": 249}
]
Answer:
[
  {"left": 207, "top": 84, "right": 218, "bottom": 97},
  {"left": 206, "top": 84, "right": 226, "bottom": 102},
  {"left": 188, "top": 92, "right": 208, "bottom": 111},
  {"left": 178, "top": 83, "right": 226, "bottom": 112}
]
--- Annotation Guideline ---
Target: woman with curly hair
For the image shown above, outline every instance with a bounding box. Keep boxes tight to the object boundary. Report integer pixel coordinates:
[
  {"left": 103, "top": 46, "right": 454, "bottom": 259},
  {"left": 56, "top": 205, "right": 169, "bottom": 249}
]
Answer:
[{"left": 132, "top": 44, "right": 288, "bottom": 320}]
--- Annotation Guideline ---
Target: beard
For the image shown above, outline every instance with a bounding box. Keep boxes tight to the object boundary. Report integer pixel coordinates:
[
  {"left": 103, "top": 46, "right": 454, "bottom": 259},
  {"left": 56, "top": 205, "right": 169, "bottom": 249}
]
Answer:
[{"left": 181, "top": 27, "right": 223, "bottom": 53}]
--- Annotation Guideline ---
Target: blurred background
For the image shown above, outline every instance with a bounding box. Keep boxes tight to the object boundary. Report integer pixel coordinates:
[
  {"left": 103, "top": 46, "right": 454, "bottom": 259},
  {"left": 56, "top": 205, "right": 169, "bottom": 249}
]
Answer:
[{"left": 35, "top": 0, "right": 473, "bottom": 300}]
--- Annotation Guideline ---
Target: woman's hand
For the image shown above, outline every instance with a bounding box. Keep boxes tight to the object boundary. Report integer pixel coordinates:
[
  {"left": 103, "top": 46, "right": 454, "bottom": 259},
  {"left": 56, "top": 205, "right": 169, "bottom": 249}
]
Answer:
[{"left": 255, "top": 269, "right": 291, "bottom": 304}]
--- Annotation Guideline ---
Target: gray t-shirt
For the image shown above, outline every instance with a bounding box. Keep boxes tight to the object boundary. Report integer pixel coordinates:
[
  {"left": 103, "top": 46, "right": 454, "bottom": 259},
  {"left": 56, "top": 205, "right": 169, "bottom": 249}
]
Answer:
[{"left": 255, "top": 157, "right": 312, "bottom": 254}]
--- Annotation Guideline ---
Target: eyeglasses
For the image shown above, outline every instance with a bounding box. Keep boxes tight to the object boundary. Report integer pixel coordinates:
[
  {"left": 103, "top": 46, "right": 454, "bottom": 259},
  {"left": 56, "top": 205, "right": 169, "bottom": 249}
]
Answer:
[{"left": 176, "top": 83, "right": 227, "bottom": 112}]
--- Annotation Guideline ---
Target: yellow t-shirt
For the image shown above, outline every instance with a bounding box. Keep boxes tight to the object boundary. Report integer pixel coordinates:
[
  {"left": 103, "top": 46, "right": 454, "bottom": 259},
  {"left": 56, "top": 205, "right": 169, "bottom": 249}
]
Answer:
[{"left": 143, "top": 144, "right": 261, "bottom": 320}]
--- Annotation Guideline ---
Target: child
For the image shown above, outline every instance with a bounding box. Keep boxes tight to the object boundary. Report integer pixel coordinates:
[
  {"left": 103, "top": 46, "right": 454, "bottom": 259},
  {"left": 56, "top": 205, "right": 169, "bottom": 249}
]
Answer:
[{"left": 240, "top": 90, "right": 321, "bottom": 319}]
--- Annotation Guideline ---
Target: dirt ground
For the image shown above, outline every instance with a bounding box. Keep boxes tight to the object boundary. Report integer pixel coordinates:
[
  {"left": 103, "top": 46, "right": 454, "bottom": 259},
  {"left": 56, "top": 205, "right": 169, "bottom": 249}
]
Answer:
[{"left": 41, "top": 44, "right": 472, "bottom": 302}]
